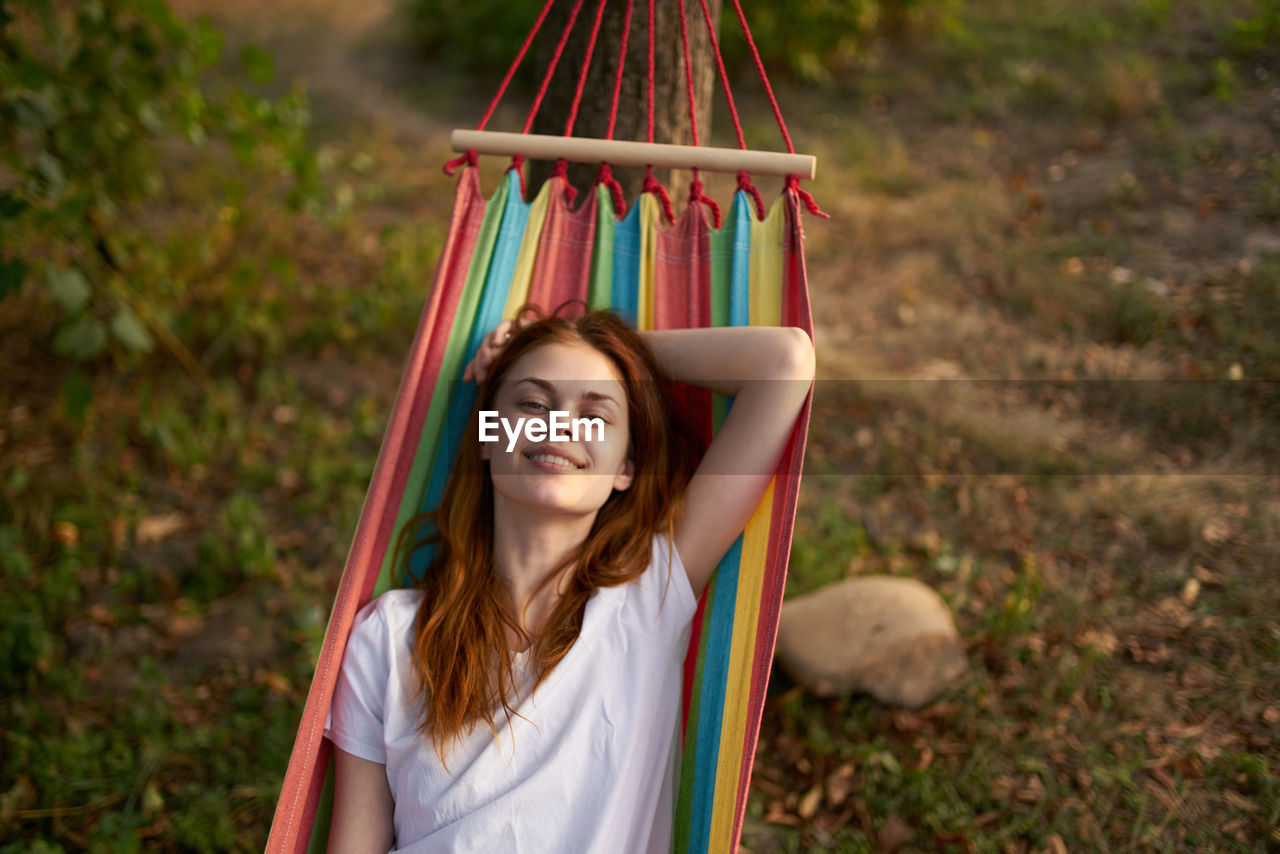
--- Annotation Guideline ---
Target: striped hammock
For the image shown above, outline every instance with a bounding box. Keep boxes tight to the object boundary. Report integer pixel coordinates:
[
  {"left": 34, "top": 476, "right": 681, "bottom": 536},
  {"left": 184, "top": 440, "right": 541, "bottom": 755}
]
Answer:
[{"left": 267, "top": 167, "right": 814, "bottom": 854}]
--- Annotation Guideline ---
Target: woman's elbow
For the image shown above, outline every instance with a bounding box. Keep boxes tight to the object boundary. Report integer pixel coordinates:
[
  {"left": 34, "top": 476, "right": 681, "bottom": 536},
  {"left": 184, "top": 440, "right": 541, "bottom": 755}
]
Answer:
[{"left": 771, "top": 326, "right": 816, "bottom": 382}]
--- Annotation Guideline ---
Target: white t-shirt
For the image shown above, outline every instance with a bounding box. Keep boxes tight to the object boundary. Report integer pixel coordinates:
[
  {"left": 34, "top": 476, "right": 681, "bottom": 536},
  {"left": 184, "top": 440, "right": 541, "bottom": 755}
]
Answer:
[{"left": 324, "top": 532, "right": 698, "bottom": 853}]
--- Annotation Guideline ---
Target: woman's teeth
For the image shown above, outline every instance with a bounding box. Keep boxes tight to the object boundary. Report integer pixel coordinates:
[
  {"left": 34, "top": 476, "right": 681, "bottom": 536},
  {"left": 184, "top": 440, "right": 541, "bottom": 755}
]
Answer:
[{"left": 527, "top": 453, "right": 581, "bottom": 470}]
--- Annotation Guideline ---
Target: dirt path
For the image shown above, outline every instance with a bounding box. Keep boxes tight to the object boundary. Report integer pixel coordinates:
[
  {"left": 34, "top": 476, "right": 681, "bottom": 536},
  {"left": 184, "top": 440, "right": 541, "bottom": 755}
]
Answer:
[{"left": 171, "top": 0, "right": 447, "bottom": 143}]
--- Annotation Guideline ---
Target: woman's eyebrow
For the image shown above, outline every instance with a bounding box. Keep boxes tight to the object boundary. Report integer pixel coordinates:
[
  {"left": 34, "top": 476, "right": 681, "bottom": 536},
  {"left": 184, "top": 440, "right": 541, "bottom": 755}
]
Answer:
[
  {"left": 513, "top": 377, "right": 555, "bottom": 394},
  {"left": 512, "top": 378, "right": 620, "bottom": 408},
  {"left": 581, "top": 390, "right": 620, "bottom": 409}
]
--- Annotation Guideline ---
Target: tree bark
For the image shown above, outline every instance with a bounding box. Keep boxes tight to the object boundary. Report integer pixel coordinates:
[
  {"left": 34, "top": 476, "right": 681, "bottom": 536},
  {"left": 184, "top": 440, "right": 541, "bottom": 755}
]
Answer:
[{"left": 527, "top": 0, "right": 721, "bottom": 204}]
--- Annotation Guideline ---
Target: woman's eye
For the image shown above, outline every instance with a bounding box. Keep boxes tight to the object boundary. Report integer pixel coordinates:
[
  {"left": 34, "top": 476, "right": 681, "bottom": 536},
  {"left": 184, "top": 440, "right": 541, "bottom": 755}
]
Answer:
[{"left": 519, "top": 400, "right": 548, "bottom": 412}]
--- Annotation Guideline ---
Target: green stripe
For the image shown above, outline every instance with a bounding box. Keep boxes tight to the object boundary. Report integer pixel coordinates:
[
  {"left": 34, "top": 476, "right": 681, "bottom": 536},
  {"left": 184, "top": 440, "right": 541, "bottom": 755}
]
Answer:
[
  {"left": 376, "top": 175, "right": 512, "bottom": 593},
  {"left": 588, "top": 184, "right": 615, "bottom": 309},
  {"left": 674, "top": 570, "right": 717, "bottom": 852}
]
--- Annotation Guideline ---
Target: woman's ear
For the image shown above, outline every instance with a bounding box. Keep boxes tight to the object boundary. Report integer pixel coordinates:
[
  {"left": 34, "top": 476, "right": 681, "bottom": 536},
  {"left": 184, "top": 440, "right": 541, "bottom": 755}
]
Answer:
[{"left": 612, "top": 458, "right": 635, "bottom": 492}]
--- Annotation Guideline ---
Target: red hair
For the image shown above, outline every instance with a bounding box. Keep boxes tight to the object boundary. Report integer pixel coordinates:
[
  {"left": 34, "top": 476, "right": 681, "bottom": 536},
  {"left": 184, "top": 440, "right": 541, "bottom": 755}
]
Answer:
[{"left": 390, "top": 305, "right": 701, "bottom": 769}]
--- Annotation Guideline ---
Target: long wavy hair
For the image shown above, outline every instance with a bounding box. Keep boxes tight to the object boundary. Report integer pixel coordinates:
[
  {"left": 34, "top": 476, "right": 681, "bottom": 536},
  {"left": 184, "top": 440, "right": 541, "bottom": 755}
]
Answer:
[{"left": 390, "top": 305, "right": 701, "bottom": 769}]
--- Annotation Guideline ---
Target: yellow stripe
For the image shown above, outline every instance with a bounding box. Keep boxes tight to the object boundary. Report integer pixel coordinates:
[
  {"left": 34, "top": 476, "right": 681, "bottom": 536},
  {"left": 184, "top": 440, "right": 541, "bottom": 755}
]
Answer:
[
  {"left": 747, "top": 196, "right": 785, "bottom": 327},
  {"left": 708, "top": 481, "right": 775, "bottom": 850},
  {"left": 501, "top": 180, "right": 552, "bottom": 319},
  {"left": 708, "top": 196, "right": 788, "bottom": 849},
  {"left": 637, "top": 193, "right": 657, "bottom": 331}
]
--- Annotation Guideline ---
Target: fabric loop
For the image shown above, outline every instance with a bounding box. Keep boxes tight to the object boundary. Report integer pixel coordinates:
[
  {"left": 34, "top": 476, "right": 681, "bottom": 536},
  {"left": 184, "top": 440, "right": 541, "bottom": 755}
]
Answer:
[
  {"left": 736, "top": 170, "right": 766, "bottom": 221},
  {"left": 643, "top": 166, "right": 675, "bottom": 224},
  {"left": 443, "top": 149, "right": 478, "bottom": 176},
  {"left": 596, "top": 163, "right": 627, "bottom": 218},
  {"left": 784, "top": 174, "right": 829, "bottom": 219}
]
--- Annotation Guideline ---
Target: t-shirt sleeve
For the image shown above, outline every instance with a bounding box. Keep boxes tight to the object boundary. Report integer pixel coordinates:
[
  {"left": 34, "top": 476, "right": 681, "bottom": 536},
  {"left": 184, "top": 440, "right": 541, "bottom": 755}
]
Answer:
[{"left": 324, "top": 598, "right": 391, "bottom": 765}]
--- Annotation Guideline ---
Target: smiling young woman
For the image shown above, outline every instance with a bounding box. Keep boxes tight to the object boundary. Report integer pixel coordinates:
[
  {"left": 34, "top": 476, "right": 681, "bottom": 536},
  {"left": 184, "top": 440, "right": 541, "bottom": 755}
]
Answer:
[{"left": 323, "top": 306, "right": 814, "bottom": 854}]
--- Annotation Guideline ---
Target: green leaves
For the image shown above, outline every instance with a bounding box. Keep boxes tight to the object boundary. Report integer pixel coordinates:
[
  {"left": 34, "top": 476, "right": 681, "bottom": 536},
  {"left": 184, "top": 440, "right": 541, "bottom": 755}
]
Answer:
[
  {"left": 53, "top": 315, "right": 108, "bottom": 360},
  {"left": 240, "top": 44, "right": 276, "bottom": 86},
  {"left": 0, "top": 195, "right": 29, "bottom": 220},
  {"left": 44, "top": 264, "right": 153, "bottom": 360},
  {"left": 109, "top": 304, "right": 154, "bottom": 353},
  {"left": 47, "top": 265, "right": 91, "bottom": 313},
  {"left": 1, "top": 0, "right": 318, "bottom": 375},
  {"left": 0, "top": 260, "right": 26, "bottom": 300}
]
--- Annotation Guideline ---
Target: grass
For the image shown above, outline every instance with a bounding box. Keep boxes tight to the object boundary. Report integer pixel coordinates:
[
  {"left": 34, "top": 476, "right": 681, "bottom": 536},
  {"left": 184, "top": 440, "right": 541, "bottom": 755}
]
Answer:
[
  {"left": 742, "top": 0, "right": 1279, "bottom": 850},
  {"left": 3, "top": 0, "right": 1279, "bottom": 851}
]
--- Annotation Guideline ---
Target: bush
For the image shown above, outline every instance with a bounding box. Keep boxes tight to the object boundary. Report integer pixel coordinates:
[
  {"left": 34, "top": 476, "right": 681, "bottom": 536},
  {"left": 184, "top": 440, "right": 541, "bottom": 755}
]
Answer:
[{"left": 0, "top": 0, "right": 319, "bottom": 381}]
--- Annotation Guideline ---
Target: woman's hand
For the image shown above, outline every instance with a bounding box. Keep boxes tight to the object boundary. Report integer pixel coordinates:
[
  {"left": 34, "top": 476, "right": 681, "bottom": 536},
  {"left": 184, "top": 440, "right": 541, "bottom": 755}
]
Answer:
[{"left": 462, "top": 319, "right": 520, "bottom": 385}]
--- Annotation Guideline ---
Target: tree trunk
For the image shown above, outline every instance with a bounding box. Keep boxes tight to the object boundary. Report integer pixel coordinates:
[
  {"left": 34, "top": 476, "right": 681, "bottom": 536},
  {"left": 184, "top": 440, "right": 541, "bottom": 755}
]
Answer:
[{"left": 527, "top": 0, "right": 721, "bottom": 204}]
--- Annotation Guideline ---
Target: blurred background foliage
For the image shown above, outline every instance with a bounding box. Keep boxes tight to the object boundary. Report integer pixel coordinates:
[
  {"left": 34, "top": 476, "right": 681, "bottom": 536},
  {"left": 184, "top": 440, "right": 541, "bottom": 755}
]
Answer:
[
  {"left": 402, "top": 0, "right": 959, "bottom": 86},
  {"left": 0, "top": 0, "right": 318, "bottom": 394}
]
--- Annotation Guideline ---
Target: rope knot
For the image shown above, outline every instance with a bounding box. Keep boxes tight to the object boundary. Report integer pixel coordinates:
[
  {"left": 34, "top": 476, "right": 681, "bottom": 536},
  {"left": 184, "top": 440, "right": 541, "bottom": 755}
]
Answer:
[
  {"left": 688, "top": 177, "right": 722, "bottom": 230},
  {"left": 736, "top": 170, "right": 766, "bottom": 221},
  {"left": 443, "top": 149, "right": 478, "bottom": 176},
  {"left": 643, "top": 166, "right": 675, "bottom": 224},
  {"left": 507, "top": 154, "right": 527, "bottom": 198},
  {"left": 550, "top": 158, "right": 578, "bottom": 205},
  {"left": 595, "top": 163, "right": 627, "bottom": 218},
  {"left": 784, "top": 174, "right": 829, "bottom": 219}
]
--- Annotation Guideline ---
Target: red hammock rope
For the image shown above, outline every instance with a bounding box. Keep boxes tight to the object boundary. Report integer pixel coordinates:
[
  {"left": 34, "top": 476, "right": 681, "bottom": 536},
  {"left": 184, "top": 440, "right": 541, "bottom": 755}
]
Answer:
[
  {"left": 446, "top": 0, "right": 824, "bottom": 220},
  {"left": 726, "top": 0, "right": 793, "bottom": 155},
  {"left": 675, "top": 0, "right": 720, "bottom": 228},
  {"left": 646, "top": 0, "right": 656, "bottom": 145},
  {"left": 693, "top": 0, "right": 765, "bottom": 220},
  {"left": 605, "top": 0, "right": 633, "bottom": 140},
  {"left": 444, "top": 0, "right": 557, "bottom": 177},
  {"left": 594, "top": 0, "right": 634, "bottom": 216},
  {"left": 523, "top": 0, "right": 589, "bottom": 135},
  {"left": 564, "top": 0, "right": 611, "bottom": 137},
  {"left": 642, "top": 0, "right": 676, "bottom": 222}
]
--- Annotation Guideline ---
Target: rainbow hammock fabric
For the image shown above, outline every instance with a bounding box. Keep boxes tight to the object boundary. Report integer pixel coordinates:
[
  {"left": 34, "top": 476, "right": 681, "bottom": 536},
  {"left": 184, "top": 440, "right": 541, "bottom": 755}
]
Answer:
[{"left": 267, "top": 167, "right": 814, "bottom": 854}]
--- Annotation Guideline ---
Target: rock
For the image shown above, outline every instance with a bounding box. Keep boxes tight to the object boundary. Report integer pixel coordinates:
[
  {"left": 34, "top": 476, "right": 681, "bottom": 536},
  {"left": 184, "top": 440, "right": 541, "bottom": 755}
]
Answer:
[{"left": 775, "top": 576, "right": 967, "bottom": 707}]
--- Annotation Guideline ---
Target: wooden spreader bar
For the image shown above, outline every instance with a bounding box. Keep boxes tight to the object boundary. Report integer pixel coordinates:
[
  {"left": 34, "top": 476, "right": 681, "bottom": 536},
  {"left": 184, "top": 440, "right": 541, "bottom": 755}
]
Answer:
[{"left": 451, "top": 130, "right": 816, "bottom": 179}]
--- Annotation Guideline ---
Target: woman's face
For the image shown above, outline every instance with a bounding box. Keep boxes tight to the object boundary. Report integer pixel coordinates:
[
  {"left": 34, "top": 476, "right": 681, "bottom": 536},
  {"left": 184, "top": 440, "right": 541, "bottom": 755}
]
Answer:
[{"left": 482, "top": 340, "right": 634, "bottom": 517}]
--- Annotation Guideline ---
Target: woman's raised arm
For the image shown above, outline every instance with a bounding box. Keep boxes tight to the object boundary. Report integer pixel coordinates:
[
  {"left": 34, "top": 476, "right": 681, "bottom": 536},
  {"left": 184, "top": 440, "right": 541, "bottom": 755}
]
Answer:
[{"left": 641, "top": 326, "right": 814, "bottom": 598}]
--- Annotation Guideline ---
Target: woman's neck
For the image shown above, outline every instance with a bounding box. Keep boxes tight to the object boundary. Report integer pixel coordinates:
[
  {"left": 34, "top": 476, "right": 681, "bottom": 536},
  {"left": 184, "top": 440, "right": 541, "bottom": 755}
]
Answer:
[{"left": 490, "top": 494, "right": 597, "bottom": 642}]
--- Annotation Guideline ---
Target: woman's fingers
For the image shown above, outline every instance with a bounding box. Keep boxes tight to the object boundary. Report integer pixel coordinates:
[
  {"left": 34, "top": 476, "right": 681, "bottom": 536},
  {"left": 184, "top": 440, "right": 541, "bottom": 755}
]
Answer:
[
  {"left": 491, "top": 321, "right": 515, "bottom": 347},
  {"left": 464, "top": 320, "right": 519, "bottom": 384}
]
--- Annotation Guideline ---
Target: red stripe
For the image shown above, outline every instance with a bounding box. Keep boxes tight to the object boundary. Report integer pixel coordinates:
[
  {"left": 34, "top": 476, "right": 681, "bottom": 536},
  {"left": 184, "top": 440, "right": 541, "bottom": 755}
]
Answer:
[
  {"left": 527, "top": 178, "right": 598, "bottom": 311},
  {"left": 680, "top": 591, "right": 709, "bottom": 736},
  {"left": 267, "top": 170, "right": 488, "bottom": 853},
  {"left": 729, "top": 189, "right": 814, "bottom": 848},
  {"left": 658, "top": 201, "right": 715, "bottom": 735},
  {"left": 655, "top": 200, "right": 714, "bottom": 447}
]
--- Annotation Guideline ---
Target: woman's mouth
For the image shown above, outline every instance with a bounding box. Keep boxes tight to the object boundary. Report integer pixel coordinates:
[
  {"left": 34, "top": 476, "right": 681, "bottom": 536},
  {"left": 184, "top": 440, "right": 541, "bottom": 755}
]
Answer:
[{"left": 522, "top": 448, "right": 586, "bottom": 471}]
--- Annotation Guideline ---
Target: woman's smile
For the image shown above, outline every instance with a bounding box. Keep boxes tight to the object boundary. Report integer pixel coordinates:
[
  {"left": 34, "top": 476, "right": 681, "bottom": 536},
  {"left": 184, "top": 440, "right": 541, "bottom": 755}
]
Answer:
[{"left": 523, "top": 446, "right": 587, "bottom": 472}]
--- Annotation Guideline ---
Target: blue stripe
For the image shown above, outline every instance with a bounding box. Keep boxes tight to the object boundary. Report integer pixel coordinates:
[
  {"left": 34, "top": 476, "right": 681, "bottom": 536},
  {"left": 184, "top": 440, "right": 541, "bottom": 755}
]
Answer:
[
  {"left": 610, "top": 199, "right": 642, "bottom": 323},
  {"left": 687, "top": 536, "right": 744, "bottom": 853},
  {"left": 408, "top": 175, "right": 526, "bottom": 580},
  {"left": 687, "top": 194, "right": 755, "bottom": 848},
  {"left": 728, "top": 191, "right": 752, "bottom": 328}
]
